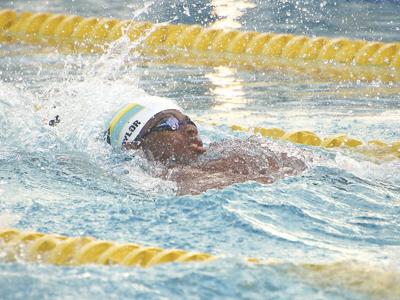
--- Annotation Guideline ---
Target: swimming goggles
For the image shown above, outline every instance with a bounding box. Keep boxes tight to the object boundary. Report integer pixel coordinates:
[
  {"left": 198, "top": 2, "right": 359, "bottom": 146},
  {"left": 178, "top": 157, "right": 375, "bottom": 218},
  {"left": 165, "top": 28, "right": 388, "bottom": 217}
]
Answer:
[
  {"left": 150, "top": 116, "right": 196, "bottom": 133},
  {"left": 135, "top": 115, "right": 196, "bottom": 143}
]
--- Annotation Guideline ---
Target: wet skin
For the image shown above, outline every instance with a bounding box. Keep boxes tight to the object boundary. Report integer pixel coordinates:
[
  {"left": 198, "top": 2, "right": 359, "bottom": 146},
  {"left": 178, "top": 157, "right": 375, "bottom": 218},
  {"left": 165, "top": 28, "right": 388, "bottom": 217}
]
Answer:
[
  {"left": 138, "top": 121, "right": 205, "bottom": 165},
  {"left": 125, "top": 109, "right": 205, "bottom": 164},
  {"left": 125, "top": 110, "right": 306, "bottom": 195}
]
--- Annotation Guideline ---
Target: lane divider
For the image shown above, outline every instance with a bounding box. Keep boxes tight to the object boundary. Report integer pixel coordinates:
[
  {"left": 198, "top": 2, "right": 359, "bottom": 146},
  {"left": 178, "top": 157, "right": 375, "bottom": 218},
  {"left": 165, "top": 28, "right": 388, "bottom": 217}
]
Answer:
[
  {"left": 1, "top": 9, "right": 398, "bottom": 160},
  {"left": 0, "top": 228, "right": 215, "bottom": 267},
  {"left": 0, "top": 9, "right": 399, "bottom": 82},
  {"left": 32, "top": 99, "right": 400, "bottom": 161},
  {"left": 243, "top": 125, "right": 400, "bottom": 160},
  {"left": 1, "top": 228, "right": 399, "bottom": 299},
  {"left": 197, "top": 120, "right": 400, "bottom": 160}
]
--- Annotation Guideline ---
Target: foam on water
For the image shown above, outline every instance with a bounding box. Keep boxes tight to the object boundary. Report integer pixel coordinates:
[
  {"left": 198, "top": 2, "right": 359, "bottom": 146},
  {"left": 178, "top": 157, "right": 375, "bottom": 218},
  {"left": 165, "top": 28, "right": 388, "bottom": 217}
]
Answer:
[
  {"left": 0, "top": 35, "right": 182, "bottom": 197},
  {"left": 333, "top": 153, "right": 400, "bottom": 186},
  {"left": 0, "top": 212, "right": 21, "bottom": 228}
]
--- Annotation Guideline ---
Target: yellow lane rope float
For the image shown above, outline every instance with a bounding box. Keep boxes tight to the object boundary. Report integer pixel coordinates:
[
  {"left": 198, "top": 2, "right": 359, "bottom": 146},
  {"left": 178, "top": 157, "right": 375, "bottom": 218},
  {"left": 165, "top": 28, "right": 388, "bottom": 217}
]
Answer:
[
  {"left": 0, "top": 9, "right": 399, "bottom": 83},
  {"left": 224, "top": 123, "right": 400, "bottom": 160},
  {"left": 1, "top": 9, "right": 399, "bottom": 160},
  {"left": 1, "top": 228, "right": 399, "bottom": 299},
  {"left": 193, "top": 117, "right": 399, "bottom": 160},
  {"left": 0, "top": 228, "right": 215, "bottom": 267}
]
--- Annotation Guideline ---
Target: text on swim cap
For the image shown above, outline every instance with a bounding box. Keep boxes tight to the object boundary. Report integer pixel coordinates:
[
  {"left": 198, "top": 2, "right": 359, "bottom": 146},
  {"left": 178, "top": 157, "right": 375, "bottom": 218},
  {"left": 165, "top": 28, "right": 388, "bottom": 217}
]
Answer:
[{"left": 122, "top": 120, "right": 141, "bottom": 145}]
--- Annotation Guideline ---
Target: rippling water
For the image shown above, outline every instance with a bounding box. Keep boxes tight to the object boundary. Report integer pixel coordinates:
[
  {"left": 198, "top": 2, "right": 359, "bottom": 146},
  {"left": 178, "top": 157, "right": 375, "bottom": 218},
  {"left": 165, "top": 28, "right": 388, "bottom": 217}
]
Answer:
[{"left": 1, "top": 1, "right": 400, "bottom": 299}]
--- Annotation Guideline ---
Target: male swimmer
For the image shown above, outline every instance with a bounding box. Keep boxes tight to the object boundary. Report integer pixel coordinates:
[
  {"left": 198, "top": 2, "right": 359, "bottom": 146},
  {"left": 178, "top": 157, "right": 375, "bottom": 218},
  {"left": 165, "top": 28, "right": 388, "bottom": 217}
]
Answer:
[{"left": 103, "top": 97, "right": 306, "bottom": 195}]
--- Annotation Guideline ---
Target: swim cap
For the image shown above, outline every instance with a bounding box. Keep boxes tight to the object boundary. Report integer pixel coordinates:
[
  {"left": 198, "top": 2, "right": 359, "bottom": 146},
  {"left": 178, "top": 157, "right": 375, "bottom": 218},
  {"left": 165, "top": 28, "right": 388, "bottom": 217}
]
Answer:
[{"left": 106, "top": 97, "right": 181, "bottom": 148}]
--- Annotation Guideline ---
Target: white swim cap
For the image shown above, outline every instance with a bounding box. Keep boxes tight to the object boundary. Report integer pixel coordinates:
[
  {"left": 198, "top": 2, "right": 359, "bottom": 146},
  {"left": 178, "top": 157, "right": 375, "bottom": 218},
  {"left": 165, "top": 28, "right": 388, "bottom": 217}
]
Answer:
[{"left": 106, "top": 97, "right": 181, "bottom": 148}]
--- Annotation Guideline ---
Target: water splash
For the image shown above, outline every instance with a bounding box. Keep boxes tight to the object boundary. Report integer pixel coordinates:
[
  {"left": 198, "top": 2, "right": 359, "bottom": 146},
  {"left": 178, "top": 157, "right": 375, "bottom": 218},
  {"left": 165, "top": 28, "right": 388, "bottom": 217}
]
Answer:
[
  {"left": 333, "top": 153, "right": 400, "bottom": 187},
  {"left": 0, "top": 211, "right": 21, "bottom": 228}
]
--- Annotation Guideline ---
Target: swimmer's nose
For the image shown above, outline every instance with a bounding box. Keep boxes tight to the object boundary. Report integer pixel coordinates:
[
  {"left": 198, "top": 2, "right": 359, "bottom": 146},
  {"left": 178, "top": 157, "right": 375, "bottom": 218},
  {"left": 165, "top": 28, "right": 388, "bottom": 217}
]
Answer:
[
  {"left": 190, "top": 136, "right": 206, "bottom": 154},
  {"left": 193, "top": 135, "right": 203, "bottom": 147},
  {"left": 185, "top": 124, "right": 205, "bottom": 154}
]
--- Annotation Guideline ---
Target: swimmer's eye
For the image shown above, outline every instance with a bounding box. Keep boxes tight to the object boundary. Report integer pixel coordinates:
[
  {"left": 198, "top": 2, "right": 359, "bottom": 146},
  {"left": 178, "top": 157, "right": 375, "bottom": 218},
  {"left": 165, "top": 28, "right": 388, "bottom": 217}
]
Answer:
[
  {"left": 149, "top": 116, "right": 196, "bottom": 133},
  {"left": 134, "top": 116, "right": 197, "bottom": 144}
]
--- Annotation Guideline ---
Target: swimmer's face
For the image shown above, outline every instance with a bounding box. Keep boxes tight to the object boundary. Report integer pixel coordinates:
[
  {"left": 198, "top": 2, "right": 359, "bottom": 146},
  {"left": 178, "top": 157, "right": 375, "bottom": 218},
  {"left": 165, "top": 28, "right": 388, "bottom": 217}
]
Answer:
[{"left": 138, "top": 110, "right": 205, "bottom": 165}]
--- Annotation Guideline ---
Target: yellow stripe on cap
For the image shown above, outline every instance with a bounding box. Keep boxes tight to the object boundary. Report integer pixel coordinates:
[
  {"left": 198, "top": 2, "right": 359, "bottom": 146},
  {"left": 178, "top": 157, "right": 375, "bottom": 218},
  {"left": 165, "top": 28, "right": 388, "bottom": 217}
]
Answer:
[{"left": 108, "top": 103, "right": 139, "bottom": 137}]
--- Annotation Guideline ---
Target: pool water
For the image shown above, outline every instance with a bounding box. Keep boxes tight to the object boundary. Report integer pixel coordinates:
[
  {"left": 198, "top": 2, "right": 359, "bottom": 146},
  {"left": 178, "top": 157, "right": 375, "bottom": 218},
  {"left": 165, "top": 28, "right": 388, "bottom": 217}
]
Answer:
[{"left": 1, "top": 1, "right": 400, "bottom": 299}]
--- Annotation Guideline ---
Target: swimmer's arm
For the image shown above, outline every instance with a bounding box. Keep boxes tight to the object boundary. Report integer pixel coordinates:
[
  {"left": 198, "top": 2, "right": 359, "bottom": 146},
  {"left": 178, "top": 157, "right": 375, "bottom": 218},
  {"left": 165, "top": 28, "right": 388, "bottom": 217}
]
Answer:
[
  {"left": 170, "top": 169, "right": 243, "bottom": 195},
  {"left": 167, "top": 165, "right": 274, "bottom": 196},
  {"left": 196, "top": 153, "right": 279, "bottom": 175},
  {"left": 167, "top": 153, "right": 306, "bottom": 195}
]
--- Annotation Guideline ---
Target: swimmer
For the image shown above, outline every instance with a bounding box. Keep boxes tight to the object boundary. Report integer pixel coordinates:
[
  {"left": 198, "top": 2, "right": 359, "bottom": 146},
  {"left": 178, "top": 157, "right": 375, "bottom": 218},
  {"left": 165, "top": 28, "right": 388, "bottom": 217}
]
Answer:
[{"left": 102, "top": 97, "right": 306, "bottom": 195}]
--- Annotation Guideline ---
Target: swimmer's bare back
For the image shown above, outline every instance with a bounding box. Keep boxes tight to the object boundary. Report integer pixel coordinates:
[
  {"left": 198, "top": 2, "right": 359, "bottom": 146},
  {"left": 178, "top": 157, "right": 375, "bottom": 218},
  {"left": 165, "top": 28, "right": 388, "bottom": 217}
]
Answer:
[{"left": 165, "top": 152, "right": 306, "bottom": 195}]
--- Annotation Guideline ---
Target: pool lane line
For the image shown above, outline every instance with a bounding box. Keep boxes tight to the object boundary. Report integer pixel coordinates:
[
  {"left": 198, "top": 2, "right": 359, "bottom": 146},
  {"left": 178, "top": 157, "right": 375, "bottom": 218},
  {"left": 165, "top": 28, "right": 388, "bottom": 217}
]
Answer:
[
  {"left": 1, "top": 228, "right": 399, "bottom": 299},
  {"left": 194, "top": 118, "right": 400, "bottom": 161},
  {"left": 1, "top": 8, "right": 399, "bottom": 160},
  {"left": 0, "top": 9, "right": 399, "bottom": 83}
]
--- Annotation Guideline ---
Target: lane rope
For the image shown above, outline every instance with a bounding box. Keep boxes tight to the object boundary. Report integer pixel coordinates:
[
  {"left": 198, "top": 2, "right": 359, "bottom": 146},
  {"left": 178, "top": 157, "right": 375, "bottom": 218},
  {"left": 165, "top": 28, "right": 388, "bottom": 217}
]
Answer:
[
  {"left": 0, "top": 9, "right": 399, "bottom": 83},
  {"left": 1, "top": 9, "right": 398, "bottom": 160},
  {"left": 193, "top": 118, "right": 399, "bottom": 160},
  {"left": 1, "top": 228, "right": 399, "bottom": 299},
  {"left": 1, "top": 10, "right": 399, "bottom": 296},
  {"left": 0, "top": 228, "right": 215, "bottom": 267},
  {"left": 223, "top": 123, "right": 400, "bottom": 160}
]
